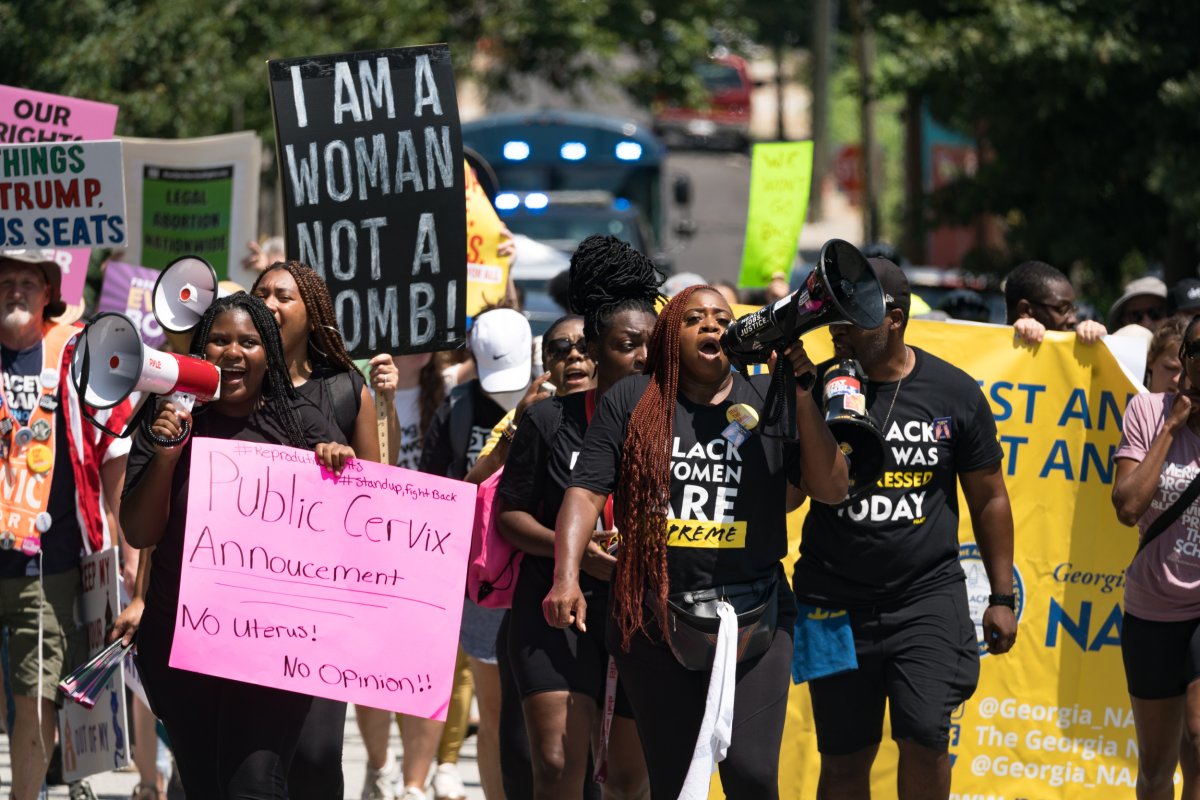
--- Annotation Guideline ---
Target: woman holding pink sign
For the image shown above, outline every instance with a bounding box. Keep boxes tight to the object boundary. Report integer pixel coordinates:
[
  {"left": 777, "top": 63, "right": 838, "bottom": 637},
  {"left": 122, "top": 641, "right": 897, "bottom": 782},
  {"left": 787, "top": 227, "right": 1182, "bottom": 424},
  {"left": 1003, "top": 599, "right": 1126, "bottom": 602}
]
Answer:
[{"left": 122, "top": 292, "right": 354, "bottom": 799}]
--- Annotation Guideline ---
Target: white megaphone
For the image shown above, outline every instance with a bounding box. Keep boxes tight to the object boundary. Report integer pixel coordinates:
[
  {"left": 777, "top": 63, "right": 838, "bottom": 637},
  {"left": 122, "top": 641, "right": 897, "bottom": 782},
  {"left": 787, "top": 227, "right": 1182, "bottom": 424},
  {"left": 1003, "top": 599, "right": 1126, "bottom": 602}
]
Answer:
[
  {"left": 70, "top": 312, "right": 221, "bottom": 441},
  {"left": 152, "top": 255, "right": 220, "bottom": 334}
]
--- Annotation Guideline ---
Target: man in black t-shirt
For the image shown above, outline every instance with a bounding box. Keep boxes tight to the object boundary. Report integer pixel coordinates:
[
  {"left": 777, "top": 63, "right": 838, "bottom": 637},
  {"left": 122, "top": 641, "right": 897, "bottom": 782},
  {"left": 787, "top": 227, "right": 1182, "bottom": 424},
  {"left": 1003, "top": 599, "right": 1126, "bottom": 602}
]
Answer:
[{"left": 794, "top": 258, "right": 1017, "bottom": 800}]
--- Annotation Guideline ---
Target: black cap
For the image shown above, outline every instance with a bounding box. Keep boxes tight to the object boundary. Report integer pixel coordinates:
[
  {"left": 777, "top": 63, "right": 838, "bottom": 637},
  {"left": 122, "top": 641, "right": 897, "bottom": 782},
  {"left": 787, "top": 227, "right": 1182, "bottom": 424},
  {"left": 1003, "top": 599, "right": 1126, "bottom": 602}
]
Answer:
[
  {"left": 869, "top": 257, "right": 910, "bottom": 317},
  {"left": 1169, "top": 278, "right": 1200, "bottom": 315}
]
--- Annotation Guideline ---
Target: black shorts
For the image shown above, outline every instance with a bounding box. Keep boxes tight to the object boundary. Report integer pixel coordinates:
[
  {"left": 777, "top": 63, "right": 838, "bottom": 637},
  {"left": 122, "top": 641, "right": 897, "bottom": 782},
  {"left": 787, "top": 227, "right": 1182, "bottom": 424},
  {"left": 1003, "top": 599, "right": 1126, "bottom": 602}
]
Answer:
[
  {"left": 507, "top": 564, "right": 633, "bottom": 717},
  {"left": 807, "top": 584, "right": 980, "bottom": 754},
  {"left": 1121, "top": 612, "right": 1200, "bottom": 699}
]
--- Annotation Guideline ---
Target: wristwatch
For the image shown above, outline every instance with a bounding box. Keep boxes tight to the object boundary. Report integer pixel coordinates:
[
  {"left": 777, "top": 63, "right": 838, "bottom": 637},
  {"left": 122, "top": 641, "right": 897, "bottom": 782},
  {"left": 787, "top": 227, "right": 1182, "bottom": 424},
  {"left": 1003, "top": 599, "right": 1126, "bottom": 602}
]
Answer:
[{"left": 987, "top": 593, "right": 1016, "bottom": 609}]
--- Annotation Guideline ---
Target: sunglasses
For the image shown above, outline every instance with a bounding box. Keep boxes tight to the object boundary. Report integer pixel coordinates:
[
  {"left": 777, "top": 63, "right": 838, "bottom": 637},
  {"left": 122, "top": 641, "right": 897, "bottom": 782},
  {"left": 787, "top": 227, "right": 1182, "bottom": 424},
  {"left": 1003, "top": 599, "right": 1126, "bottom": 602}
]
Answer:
[
  {"left": 545, "top": 337, "right": 588, "bottom": 359},
  {"left": 1122, "top": 307, "right": 1167, "bottom": 325}
]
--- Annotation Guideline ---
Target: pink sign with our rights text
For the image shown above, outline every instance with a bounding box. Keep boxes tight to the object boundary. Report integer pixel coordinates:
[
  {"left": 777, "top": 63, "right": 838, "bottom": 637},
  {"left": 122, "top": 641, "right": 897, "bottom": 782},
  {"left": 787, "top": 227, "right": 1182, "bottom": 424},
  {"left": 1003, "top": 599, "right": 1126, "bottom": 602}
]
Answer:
[
  {"left": 171, "top": 438, "right": 475, "bottom": 719},
  {"left": 0, "top": 84, "right": 120, "bottom": 306}
]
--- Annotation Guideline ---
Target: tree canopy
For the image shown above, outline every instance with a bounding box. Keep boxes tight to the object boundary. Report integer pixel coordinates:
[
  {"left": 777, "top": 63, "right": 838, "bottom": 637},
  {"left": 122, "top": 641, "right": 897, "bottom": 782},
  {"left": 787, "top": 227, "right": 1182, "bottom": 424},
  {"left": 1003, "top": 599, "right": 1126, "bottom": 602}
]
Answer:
[
  {"left": 880, "top": 0, "right": 1200, "bottom": 287},
  {"left": 0, "top": 0, "right": 730, "bottom": 142}
]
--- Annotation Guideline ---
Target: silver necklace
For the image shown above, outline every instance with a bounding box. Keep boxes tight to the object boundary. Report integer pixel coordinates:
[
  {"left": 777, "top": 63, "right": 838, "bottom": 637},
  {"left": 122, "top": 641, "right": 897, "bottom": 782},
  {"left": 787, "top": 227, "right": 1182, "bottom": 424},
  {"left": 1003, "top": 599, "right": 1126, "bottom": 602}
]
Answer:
[{"left": 880, "top": 346, "right": 912, "bottom": 433}]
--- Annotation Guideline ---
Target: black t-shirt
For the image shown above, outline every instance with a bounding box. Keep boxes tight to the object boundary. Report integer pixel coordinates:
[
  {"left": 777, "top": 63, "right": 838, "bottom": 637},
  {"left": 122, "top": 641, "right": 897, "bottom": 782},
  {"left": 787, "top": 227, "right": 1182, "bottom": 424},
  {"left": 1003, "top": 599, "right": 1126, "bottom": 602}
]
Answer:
[
  {"left": 498, "top": 392, "right": 602, "bottom": 595},
  {"left": 295, "top": 366, "right": 365, "bottom": 446},
  {"left": 418, "top": 380, "right": 506, "bottom": 479},
  {"left": 0, "top": 342, "right": 82, "bottom": 577},
  {"left": 124, "top": 402, "right": 338, "bottom": 624},
  {"left": 794, "top": 347, "right": 1003, "bottom": 609},
  {"left": 571, "top": 373, "right": 800, "bottom": 594}
]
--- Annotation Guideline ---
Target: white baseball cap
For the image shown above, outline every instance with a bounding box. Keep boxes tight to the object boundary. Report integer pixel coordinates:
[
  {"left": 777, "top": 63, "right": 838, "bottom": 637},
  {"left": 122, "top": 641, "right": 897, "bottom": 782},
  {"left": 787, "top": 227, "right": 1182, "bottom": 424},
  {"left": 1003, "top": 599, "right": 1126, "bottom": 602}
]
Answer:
[{"left": 470, "top": 308, "right": 533, "bottom": 393}]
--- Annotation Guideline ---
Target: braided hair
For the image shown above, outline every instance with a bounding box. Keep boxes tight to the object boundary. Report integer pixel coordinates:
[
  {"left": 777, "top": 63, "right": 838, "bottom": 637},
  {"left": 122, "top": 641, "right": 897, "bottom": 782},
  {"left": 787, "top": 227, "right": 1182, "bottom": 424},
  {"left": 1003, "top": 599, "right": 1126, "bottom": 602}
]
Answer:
[
  {"left": 612, "top": 284, "right": 717, "bottom": 650},
  {"left": 252, "top": 261, "right": 358, "bottom": 373},
  {"left": 189, "top": 292, "right": 309, "bottom": 449},
  {"left": 568, "top": 235, "right": 663, "bottom": 343}
]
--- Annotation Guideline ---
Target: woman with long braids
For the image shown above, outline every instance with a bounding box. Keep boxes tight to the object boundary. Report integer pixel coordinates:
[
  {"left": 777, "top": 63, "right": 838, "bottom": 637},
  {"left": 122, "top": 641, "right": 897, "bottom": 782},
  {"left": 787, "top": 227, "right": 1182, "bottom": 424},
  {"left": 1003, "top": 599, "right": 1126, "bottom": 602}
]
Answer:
[
  {"left": 544, "top": 285, "right": 849, "bottom": 798},
  {"left": 252, "top": 260, "right": 399, "bottom": 465},
  {"left": 122, "top": 293, "right": 355, "bottom": 798},
  {"left": 498, "top": 235, "right": 656, "bottom": 799},
  {"left": 249, "top": 259, "right": 400, "bottom": 796}
]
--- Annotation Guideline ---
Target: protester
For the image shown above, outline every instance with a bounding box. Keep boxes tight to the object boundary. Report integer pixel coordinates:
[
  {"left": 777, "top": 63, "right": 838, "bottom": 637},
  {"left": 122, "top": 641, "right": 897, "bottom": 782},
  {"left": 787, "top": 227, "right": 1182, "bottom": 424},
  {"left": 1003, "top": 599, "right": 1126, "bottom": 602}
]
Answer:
[
  {"left": 123, "top": 293, "right": 354, "bottom": 798},
  {"left": 712, "top": 281, "right": 741, "bottom": 307},
  {"left": 1145, "top": 317, "right": 1187, "bottom": 393},
  {"left": 1004, "top": 260, "right": 1106, "bottom": 343},
  {"left": 499, "top": 235, "right": 659, "bottom": 799},
  {"left": 0, "top": 250, "right": 133, "bottom": 800},
  {"left": 420, "top": 307, "right": 539, "bottom": 800},
  {"left": 1112, "top": 315, "right": 1200, "bottom": 799},
  {"left": 249, "top": 260, "right": 399, "bottom": 797},
  {"left": 1108, "top": 276, "right": 1168, "bottom": 333},
  {"left": 544, "top": 284, "right": 848, "bottom": 798},
  {"left": 794, "top": 258, "right": 1017, "bottom": 800}
]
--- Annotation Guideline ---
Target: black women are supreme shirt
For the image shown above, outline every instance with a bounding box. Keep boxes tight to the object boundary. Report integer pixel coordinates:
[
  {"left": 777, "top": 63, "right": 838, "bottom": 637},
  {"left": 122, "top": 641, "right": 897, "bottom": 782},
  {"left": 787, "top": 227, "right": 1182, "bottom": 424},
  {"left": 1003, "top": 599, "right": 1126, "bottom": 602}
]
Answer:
[{"left": 571, "top": 373, "right": 800, "bottom": 593}]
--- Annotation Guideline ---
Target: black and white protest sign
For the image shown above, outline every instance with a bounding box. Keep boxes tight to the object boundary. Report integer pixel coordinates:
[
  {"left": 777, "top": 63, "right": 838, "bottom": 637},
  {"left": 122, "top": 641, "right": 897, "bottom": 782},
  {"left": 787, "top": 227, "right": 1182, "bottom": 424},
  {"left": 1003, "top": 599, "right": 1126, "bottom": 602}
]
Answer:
[{"left": 269, "top": 45, "right": 466, "bottom": 358}]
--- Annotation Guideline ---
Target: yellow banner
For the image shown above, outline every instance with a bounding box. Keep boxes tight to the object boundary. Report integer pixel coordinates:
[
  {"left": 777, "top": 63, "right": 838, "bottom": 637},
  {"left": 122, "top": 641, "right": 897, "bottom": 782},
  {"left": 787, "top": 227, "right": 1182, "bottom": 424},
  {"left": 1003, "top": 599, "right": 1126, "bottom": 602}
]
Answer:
[
  {"left": 709, "top": 319, "right": 1147, "bottom": 798},
  {"left": 464, "top": 160, "right": 510, "bottom": 317}
]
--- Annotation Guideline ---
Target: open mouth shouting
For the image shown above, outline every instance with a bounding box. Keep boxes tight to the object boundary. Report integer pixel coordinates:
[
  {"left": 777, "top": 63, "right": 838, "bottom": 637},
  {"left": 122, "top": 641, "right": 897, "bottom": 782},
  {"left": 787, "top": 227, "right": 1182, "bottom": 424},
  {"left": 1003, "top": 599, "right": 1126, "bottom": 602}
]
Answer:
[
  {"left": 562, "top": 365, "right": 591, "bottom": 389},
  {"left": 219, "top": 363, "right": 248, "bottom": 389},
  {"left": 698, "top": 335, "right": 724, "bottom": 362}
]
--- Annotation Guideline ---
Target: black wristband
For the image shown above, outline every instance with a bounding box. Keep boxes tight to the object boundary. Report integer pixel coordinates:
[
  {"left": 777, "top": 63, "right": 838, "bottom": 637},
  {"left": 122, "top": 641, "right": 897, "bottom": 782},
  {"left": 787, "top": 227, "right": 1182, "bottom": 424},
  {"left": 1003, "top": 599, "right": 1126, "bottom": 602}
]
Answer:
[{"left": 988, "top": 593, "right": 1016, "bottom": 609}]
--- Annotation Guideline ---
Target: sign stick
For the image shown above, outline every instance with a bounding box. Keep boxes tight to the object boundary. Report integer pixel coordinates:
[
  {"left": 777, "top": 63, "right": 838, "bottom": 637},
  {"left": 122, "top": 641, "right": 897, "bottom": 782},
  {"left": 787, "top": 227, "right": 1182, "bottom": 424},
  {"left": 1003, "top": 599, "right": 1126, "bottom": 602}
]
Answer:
[{"left": 375, "top": 393, "right": 390, "bottom": 464}]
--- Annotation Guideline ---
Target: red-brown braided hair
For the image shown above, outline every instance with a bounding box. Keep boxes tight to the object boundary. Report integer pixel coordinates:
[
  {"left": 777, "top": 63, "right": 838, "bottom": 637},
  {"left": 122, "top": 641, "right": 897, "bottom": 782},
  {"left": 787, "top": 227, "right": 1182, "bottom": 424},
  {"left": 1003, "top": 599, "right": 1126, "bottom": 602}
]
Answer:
[{"left": 612, "top": 284, "right": 717, "bottom": 650}]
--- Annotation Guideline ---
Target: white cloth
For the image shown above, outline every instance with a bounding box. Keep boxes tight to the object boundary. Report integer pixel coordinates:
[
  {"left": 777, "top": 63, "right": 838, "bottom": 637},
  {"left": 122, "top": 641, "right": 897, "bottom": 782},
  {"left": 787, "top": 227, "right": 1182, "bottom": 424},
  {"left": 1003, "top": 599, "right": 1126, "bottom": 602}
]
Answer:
[{"left": 678, "top": 600, "right": 738, "bottom": 799}]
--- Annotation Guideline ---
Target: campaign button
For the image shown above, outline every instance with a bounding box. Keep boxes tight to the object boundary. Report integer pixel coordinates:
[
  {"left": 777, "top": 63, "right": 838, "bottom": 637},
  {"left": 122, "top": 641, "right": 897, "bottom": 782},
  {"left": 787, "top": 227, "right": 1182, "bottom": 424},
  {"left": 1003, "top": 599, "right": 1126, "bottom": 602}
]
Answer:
[
  {"left": 39, "top": 368, "right": 59, "bottom": 390},
  {"left": 0, "top": 532, "right": 15, "bottom": 550},
  {"left": 30, "top": 420, "right": 51, "bottom": 442},
  {"left": 0, "top": 419, "right": 13, "bottom": 436},
  {"left": 19, "top": 536, "right": 40, "bottom": 556},
  {"left": 34, "top": 512, "right": 52, "bottom": 533},
  {"left": 726, "top": 403, "right": 760, "bottom": 431},
  {"left": 37, "top": 395, "right": 58, "bottom": 413},
  {"left": 26, "top": 444, "right": 52, "bottom": 473},
  {"left": 14, "top": 427, "right": 33, "bottom": 447}
]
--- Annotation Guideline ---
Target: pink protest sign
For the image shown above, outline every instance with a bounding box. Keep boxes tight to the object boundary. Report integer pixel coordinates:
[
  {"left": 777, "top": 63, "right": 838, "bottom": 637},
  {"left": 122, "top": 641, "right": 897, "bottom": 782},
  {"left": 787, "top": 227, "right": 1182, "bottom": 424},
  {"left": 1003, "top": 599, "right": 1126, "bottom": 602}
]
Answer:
[
  {"left": 0, "top": 84, "right": 119, "bottom": 307},
  {"left": 171, "top": 437, "right": 475, "bottom": 719}
]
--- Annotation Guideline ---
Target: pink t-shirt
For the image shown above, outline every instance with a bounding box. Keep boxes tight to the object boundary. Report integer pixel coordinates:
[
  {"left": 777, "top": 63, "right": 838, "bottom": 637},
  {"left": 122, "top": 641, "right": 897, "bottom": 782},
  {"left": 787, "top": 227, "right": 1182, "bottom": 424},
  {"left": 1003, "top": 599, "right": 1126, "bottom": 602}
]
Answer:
[{"left": 1116, "top": 392, "right": 1200, "bottom": 621}]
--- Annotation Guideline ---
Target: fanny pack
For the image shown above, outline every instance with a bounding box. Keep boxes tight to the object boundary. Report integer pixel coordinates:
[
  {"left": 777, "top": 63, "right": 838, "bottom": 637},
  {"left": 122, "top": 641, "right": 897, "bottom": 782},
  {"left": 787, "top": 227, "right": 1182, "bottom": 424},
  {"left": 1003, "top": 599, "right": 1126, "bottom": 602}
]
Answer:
[{"left": 662, "top": 575, "right": 779, "bottom": 671}]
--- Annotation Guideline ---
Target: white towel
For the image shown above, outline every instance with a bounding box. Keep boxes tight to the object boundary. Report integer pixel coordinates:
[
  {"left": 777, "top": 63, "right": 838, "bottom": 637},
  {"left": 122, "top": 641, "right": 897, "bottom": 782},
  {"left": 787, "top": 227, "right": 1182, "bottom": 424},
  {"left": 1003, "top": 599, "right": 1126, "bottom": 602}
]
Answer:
[{"left": 678, "top": 600, "right": 738, "bottom": 799}]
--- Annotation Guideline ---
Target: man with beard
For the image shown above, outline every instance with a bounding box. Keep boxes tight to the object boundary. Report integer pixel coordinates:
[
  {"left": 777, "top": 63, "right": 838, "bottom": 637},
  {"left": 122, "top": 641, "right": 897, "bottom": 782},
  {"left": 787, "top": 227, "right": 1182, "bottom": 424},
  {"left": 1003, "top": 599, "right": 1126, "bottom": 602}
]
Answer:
[
  {"left": 0, "top": 250, "right": 132, "bottom": 800},
  {"left": 792, "top": 258, "right": 1018, "bottom": 800}
]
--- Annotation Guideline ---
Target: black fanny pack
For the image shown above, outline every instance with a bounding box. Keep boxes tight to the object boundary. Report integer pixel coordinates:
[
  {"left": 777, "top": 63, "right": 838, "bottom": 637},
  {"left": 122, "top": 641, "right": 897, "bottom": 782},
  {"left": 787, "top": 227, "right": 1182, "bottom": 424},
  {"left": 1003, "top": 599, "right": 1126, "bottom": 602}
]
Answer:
[{"left": 662, "top": 575, "right": 779, "bottom": 671}]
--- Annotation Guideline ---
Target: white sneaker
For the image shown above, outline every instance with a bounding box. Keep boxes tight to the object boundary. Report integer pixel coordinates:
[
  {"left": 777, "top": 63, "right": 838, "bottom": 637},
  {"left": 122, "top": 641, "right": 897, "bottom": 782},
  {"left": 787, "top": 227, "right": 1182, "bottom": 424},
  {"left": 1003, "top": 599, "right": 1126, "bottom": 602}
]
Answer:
[
  {"left": 398, "top": 787, "right": 428, "bottom": 800},
  {"left": 431, "top": 762, "right": 466, "bottom": 800},
  {"left": 361, "top": 755, "right": 400, "bottom": 800}
]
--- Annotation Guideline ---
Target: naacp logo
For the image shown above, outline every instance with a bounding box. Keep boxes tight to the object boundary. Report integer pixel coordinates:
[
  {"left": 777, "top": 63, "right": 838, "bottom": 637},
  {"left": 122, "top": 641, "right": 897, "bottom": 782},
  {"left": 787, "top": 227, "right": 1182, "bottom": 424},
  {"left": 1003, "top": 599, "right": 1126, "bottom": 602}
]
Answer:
[{"left": 960, "top": 542, "right": 1024, "bottom": 657}]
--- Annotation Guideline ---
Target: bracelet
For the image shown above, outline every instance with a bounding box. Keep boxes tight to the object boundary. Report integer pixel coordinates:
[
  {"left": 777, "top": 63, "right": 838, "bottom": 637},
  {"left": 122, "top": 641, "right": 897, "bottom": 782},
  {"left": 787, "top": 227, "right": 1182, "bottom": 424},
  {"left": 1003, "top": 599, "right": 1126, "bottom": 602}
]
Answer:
[
  {"left": 988, "top": 593, "right": 1016, "bottom": 609},
  {"left": 500, "top": 421, "right": 518, "bottom": 444}
]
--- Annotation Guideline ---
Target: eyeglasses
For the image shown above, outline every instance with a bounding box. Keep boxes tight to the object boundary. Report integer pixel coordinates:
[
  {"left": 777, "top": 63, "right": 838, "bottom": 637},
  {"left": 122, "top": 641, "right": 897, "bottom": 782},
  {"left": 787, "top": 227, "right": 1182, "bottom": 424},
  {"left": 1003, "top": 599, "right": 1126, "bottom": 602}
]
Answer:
[
  {"left": 1121, "top": 307, "right": 1167, "bottom": 325},
  {"left": 1031, "top": 300, "right": 1077, "bottom": 317},
  {"left": 545, "top": 337, "right": 588, "bottom": 359}
]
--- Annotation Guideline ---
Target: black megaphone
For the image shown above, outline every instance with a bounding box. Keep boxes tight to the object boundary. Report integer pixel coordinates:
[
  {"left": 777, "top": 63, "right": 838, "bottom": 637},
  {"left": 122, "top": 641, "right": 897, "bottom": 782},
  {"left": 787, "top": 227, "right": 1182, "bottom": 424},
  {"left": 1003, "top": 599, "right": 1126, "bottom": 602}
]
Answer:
[
  {"left": 721, "top": 239, "right": 887, "bottom": 387},
  {"left": 820, "top": 359, "right": 886, "bottom": 497}
]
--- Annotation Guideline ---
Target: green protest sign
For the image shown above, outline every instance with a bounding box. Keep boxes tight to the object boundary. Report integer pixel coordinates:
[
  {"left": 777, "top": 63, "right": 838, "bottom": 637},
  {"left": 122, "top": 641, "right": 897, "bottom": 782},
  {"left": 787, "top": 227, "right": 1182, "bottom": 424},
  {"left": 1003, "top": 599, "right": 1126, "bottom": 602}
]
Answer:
[
  {"left": 737, "top": 141, "right": 813, "bottom": 288},
  {"left": 140, "top": 165, "right": 234, "bottom": 273}
]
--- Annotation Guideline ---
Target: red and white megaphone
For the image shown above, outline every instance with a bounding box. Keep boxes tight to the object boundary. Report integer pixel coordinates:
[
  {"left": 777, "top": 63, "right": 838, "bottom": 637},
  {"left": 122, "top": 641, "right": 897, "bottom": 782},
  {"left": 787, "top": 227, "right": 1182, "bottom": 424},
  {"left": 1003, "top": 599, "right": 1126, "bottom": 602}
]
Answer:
[
  {"left": 153, "top": 255, "right": 220, "bottom": 334},
  {"left": 70, "top": 313, "right": 220, "bottom": 441}
]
